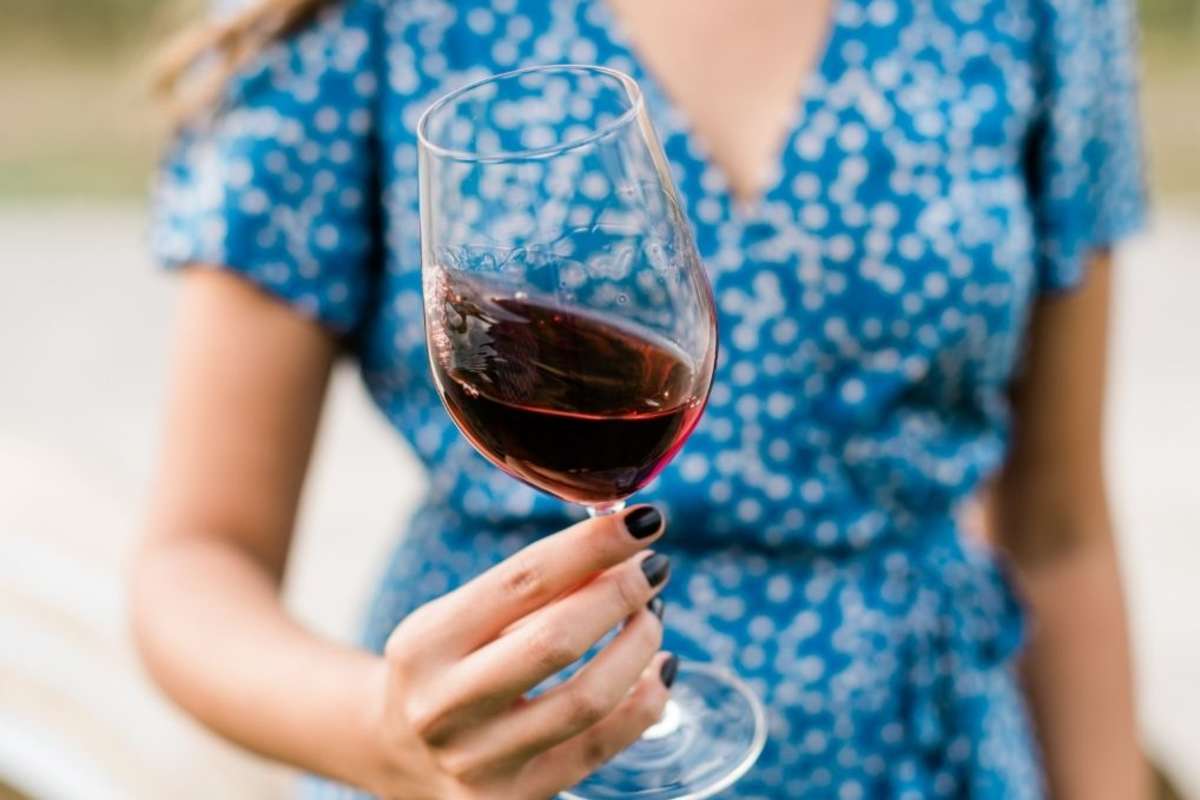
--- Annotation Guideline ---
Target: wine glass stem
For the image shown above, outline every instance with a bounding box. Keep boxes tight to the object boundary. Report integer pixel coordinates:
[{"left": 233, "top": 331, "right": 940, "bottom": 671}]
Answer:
[
  {"left": 586, "top": 500, "right": 627, "bottom": 518},
  {"left": 584, "top": 497, "right": 685, "bottom": 742}
]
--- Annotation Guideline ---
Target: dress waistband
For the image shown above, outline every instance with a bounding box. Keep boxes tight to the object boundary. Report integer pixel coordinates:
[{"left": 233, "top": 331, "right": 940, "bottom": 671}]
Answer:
[
  {"left": 867, "top": 519, "right": 1029, "bottom": 768},
  {"left": 398, "top": 503, "right": 1029, "bottom": 779}
]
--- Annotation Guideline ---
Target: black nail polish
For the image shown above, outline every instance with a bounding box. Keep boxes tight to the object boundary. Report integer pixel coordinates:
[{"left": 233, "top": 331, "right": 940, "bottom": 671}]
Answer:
[
  {"left": 647, "top": 596, "right": 665, "bottom": 621},
  {"left": 641, "top": 553, "right": 670, "bottom": 588},
  {"left": 660, "top": 654, "right": 679, "bottom": 688},
  {"left": 625, "top": 506, "right": 662, "bottom": 539}
]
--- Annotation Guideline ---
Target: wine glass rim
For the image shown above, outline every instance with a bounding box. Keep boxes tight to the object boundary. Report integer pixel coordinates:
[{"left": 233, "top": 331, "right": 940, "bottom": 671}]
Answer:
[{"left": 416, "top": 63, "right": 645, "bottom": 164}]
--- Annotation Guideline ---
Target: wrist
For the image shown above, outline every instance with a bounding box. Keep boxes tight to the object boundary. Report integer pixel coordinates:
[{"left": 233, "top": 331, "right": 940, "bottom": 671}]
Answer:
[{"left": 345, "top": 653, "right": 396, "bottom": 795}]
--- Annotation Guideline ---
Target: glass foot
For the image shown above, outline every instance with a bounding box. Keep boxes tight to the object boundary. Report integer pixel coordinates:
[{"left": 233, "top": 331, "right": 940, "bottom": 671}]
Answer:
[{"left": 560, "top": 662, "right": 767, "bottom": 800}]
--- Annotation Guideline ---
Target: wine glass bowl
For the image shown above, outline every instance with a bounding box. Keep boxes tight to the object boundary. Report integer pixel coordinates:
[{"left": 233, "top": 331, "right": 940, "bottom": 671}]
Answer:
[{"left": 419, "top": 65, "right": 717, "bottom": 512}]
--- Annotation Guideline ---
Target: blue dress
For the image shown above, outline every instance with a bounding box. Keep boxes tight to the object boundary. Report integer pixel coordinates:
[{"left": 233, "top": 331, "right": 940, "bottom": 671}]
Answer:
[{"left": 153, "top": 0, "right": 1146, "bottom": 796}]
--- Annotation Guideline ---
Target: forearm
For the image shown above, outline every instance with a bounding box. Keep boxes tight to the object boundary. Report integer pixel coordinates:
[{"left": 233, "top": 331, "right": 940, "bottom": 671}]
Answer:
[
  {"left": 131, "top": 534, "right": 385, "bottom": 788},
  {"left": 1016, "top": 534, "right": 1146, "bottom": 800}
]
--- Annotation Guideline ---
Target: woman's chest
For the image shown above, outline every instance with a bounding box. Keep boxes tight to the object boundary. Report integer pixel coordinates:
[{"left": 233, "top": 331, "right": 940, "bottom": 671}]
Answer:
[
  {"left": 603, "top": 0, "right": 836, "bottom": 205},
  {"left": 366, "top": 0, "right": 1045, "bottom": 416}
]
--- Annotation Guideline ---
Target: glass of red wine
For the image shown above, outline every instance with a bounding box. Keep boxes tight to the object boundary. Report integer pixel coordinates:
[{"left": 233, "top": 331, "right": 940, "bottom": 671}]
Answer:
[{"left": 417, "top": 65, "right": 765, "bottom": 799}]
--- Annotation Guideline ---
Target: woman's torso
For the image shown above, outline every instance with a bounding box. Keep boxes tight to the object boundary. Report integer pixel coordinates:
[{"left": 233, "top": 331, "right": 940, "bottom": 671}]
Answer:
[{"left": 340, "top": 1, "right": 1048, "bottom": 795}]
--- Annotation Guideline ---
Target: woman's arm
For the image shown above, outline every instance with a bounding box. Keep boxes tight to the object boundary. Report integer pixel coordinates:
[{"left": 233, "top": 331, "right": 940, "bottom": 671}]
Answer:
[
  {"left": 132, "top": 270, "right": 674, "bottom": 797},
  {"left": 131, "top": 269, "right": 384, "bottom": 783},
  {"left": 991, "top": 254, "right": 1148, "bottom": 799}
]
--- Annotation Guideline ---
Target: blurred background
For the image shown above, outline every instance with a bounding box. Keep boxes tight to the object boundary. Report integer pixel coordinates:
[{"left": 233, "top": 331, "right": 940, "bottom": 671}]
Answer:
[{"left": 0, "top": 1, "right": 1197, "bottom": 798}]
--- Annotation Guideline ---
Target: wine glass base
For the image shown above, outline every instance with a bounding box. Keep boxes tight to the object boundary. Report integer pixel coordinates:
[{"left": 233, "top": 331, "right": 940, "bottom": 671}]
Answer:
[{"left": 559, "top": 663, "right": 767, "bottom": 800}]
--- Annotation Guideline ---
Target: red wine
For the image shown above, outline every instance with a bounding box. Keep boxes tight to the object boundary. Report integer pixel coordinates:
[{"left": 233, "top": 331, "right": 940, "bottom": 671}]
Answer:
[{"left": 428, "top": 271, "right": 707, "bottom": 505}]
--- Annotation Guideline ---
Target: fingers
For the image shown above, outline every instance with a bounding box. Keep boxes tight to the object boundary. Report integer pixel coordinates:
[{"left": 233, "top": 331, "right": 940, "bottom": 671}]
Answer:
[
  {"left": 448, "top": 605, "right": 664, "bottom": 769},
  {"left": 518, "top": 653, "right": 674, "bottom": 799},
  {"left": 444, "top": 550, "right": 671, "bottom": 716},
  {"left": 429, "top": 505, "right": 665, "bottom": 653}
]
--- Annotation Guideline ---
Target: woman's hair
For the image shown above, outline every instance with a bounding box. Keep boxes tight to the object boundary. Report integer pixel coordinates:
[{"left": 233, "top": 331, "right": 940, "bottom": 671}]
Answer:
[{"left": 155, "top": 0, "right": 337, "bottom": 123}]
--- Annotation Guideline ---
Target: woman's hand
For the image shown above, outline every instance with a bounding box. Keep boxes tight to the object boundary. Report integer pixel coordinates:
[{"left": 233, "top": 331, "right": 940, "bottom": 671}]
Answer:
[
  {"left": 136, "top": 274, "right": 670, "bottom": 793},
  {"left": 361, "top": 505, "right": 674, "bottom": 800}
]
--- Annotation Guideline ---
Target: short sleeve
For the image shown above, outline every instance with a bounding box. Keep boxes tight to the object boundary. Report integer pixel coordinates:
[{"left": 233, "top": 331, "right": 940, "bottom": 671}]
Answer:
[
  {"left": 151, "top": 0, "right": 382, "bottom": 333},
  {"left": 1027, "top": 0, "right": 1149, "bottom": 293}
]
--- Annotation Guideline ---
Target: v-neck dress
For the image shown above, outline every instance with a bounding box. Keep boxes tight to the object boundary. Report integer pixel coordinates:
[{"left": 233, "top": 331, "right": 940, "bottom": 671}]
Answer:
[{"left": 152, "top": 0, "right": 1146, "bottom": 796}]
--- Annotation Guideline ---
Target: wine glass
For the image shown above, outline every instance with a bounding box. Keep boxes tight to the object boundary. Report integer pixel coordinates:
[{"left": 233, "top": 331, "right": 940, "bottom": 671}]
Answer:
[{"left": 417, "top": 64, "right": 765, "bottom": 800}]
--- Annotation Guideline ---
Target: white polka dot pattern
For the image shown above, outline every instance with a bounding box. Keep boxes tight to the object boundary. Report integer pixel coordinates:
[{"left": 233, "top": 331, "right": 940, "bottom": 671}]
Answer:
[{"left": 153, "top": 0, "right": 1145, "bottom": 797}]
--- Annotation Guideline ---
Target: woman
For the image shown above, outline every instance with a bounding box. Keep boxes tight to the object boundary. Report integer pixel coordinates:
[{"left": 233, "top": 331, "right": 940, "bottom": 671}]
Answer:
[{"left": 135, "top": 0, "right": 1148, "bottom": 797}]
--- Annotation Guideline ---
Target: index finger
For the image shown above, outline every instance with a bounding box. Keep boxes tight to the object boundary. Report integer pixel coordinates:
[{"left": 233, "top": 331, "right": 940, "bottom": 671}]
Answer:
[{"left": 432, "top": 505, "right": 664, "bottom": 654}]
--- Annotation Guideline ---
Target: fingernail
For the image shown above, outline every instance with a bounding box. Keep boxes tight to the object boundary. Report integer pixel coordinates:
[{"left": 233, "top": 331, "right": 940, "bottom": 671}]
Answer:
[
  {"left": 660, "top": 654, "right": 678, "bottom": 688},
  {"left": 625, "top": 506, "right": 663, "bottom": 539},
  {"left": 647, "top": 596, "right": 665, "bottom": 621},
  {"left": 641, "top": 553, "right": 670, "bottom": 588}
]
